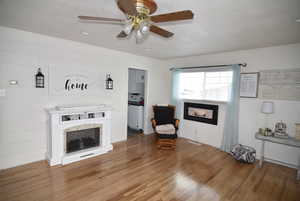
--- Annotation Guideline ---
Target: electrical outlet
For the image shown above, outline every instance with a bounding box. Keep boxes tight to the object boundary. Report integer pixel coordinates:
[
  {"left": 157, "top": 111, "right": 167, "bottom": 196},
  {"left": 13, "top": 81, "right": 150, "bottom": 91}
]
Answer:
[{"left": 0, "top": 89, "right": 6, "bottom": 97}]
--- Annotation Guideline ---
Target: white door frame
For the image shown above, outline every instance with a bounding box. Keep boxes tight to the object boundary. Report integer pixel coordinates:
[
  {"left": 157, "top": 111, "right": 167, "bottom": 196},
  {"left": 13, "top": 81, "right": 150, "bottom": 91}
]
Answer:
[{"left": 127, "top": 67, "right": 149, "bottom": 138}]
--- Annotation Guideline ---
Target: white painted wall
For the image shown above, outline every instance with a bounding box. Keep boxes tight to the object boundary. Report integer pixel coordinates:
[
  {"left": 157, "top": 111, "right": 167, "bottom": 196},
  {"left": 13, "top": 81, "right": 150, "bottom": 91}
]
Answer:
[
  {"left": 0, "top": 26, "right": 170, "bottom": 170},
  {"left": 176, "top": 100, "right": 226, "bottom": 148},
  {"left": 167, "top": 43, "right": 300, "bottom": 167},
  {"left": 1, "top": 25, "right": 299, "bottom": 170}
]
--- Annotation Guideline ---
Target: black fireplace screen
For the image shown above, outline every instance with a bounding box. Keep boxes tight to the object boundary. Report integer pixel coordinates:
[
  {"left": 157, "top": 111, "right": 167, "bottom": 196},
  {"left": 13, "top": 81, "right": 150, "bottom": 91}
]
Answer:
[
  {"left": 66, "top": 127, "right": 100, "bottom": 153},
  {"left": 184, "top": 102, "right": 219, "bottom": 125}
]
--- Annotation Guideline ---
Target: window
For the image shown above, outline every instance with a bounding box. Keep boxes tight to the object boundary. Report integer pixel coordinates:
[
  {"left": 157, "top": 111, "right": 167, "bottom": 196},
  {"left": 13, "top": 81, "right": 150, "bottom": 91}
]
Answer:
[{"left": 179, "top": 71, "right": 233, "bottom": 102}]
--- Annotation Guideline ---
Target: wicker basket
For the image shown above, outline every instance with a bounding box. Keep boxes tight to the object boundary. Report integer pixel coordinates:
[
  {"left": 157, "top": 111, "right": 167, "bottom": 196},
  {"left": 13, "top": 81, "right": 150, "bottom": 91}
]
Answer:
[{"left": 295, "top": 123, "right": 300, "bottom": 140}]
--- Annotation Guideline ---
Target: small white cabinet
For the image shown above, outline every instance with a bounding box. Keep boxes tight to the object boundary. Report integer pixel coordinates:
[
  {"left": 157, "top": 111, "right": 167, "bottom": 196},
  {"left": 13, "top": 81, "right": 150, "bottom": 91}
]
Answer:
[
  {"left": 128, "top": 69, "right": 136, "bottom": 93},
  {"left": 128, "top": 69, "right": 145, "bottom": 93},
  {"left": 135, "top": 70, "right": 145, "bottom": 83},
  {"left": 128, "top": 105, "right": 144, "bottom": 130}
]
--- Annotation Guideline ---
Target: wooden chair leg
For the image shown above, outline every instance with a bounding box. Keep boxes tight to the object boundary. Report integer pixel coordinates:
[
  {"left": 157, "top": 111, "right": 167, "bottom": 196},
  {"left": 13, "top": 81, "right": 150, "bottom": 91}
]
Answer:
[{"left": 157, "top": 139, "right": 176, "bottom": 150}]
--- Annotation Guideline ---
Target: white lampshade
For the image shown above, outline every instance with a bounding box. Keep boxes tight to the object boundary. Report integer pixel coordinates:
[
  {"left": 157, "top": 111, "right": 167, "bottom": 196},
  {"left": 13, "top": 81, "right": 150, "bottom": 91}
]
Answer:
[
  {"left": 136, "top": 29, "right": 143, "bottom": 43},
  {"left": 261, "top": 101, "right": 274, "bottom": 114},
  {"left": 141, "top": 24, "right": 149, "bottom": 34},
  {"left": 123, "top": 23, "right": 133, "bottom": 35},
  {"left": 140, "top": 21, "right": 150, "bottom": 35},
  {"left": 136, "top": 29, "right": 143, "bottom": 39}
]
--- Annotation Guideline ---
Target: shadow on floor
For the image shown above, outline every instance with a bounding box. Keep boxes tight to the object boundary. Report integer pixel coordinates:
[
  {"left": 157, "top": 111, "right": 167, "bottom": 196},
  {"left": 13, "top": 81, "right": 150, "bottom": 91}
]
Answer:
[{"left": 127, "top": 127, "right": 142, "bottom": 138}]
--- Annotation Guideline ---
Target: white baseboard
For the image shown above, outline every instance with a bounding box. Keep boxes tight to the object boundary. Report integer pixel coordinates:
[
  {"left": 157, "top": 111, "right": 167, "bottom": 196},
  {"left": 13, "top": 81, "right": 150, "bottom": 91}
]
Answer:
[
  {"left": 180, "top": 136, "right": 299, "bottom": 170},
  {"left": 257, "top": 156, "right": 299, "bottom": 170},
  {"left": 0, "top": 152, "right": 46, "bottom": 170},
  {"left": 143, "top": 127, "right": 153, "bottom": 135}
]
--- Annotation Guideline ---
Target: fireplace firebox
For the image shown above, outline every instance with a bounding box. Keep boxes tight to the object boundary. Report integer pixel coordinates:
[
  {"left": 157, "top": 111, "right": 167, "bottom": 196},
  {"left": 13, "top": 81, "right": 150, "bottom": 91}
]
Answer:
[
  {"left": 184, "top": 102, "right": 219, "bottom": 125},
  {"left": 65, "top": 124, "right": 101, "bottom": 154}
]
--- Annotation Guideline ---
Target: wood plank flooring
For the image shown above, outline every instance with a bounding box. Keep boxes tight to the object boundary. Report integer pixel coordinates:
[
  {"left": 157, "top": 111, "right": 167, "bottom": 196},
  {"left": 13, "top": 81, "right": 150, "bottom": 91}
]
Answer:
[{"left": 0, "top": 134, "right": 299, "bottom": 201}]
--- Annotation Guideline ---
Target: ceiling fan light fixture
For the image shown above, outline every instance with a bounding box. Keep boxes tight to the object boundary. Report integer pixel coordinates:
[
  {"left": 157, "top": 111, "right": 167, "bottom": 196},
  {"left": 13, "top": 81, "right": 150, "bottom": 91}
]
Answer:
[
  {"left": 79, "top": 0, "right": 194, "bottom": 41},
  {"left": 123, "top": 23, "right": 133, "bottom": 35},
  {"left": 141, "top": 25, "right": 149, "bottom": 34},
  {"left": 136, "top": 29, "right": 144, "bottom": 43},
  {"left": 140, "top": 21, "right": 150, "bottom": 34},
  {"left": 136, "top": 29, "right": 143, "bottom": 39}
]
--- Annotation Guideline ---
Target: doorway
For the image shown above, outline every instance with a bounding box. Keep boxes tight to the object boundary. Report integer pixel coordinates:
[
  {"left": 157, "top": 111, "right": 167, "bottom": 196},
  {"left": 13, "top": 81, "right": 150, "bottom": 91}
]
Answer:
[{"left": 127, "top": 68, "right": 147, "bottom": 138}]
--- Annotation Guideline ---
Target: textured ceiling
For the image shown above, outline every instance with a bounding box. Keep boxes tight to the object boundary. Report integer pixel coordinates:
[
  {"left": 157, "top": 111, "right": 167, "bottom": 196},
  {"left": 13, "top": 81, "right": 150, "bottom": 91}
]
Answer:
[{"left": 0, "top": 0, "right": 300, "bottom": 59}]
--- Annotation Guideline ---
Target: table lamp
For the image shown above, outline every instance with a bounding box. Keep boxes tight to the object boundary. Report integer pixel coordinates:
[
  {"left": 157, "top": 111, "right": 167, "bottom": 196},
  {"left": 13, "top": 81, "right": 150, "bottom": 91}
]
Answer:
[{"left": 261, "top": 101, "right": 274, "bottom": 129}]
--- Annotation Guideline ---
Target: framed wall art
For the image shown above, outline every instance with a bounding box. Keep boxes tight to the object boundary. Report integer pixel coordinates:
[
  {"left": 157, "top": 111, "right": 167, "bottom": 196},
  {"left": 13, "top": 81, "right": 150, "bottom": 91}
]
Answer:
[{"left": 240, "top": 72, "right": 259, "bottom": 98}]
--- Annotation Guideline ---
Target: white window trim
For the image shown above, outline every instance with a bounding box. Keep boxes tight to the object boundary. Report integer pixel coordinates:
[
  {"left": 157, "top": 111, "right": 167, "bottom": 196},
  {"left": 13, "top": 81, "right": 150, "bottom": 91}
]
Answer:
[{"left": 182, "top": 98, "right": 228, "bottom": 104}]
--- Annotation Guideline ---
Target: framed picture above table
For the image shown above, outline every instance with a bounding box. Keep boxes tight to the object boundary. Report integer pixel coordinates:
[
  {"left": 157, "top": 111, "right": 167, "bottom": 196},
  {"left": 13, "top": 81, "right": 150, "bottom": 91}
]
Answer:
[{"left": 240, "top": 72, "right": 259, "bottom": 98}]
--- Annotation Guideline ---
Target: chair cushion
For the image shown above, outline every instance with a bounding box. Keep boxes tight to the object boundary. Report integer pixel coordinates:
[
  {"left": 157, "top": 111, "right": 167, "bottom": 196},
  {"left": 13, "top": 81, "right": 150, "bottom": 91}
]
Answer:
[{"left": 156, "top": 124, "right": 176, "bottom": 135}]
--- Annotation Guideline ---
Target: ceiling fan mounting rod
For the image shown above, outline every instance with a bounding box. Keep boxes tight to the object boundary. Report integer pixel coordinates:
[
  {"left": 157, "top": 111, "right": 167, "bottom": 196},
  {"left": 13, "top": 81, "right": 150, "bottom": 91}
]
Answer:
[
  {"left": 136, "top": 2, "right": 150, "bottom": 15},
  {"left": 135, "top": 0, "right": 157, "bottom": 14},
  {"left": 117, "top": 0, "right": 157, "bottom": 15}
]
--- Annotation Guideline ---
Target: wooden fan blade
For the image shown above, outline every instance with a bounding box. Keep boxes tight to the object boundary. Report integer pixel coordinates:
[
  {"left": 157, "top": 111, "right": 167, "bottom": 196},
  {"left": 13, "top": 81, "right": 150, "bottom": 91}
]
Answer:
[
  {"left": 150, "top": 25, "right": 174, "bottom": 38},
  {"left": 117, "top": 0, "right": 138, "bottom": 16},
  {"left": 78, "top": 16, "right": 124, "bottom": 23},
  {"left": 117, "top": 31, "right": 128, "bottom": 38},
  {"left": 150, "top": 10, "right": 194, "bottom": 23}
]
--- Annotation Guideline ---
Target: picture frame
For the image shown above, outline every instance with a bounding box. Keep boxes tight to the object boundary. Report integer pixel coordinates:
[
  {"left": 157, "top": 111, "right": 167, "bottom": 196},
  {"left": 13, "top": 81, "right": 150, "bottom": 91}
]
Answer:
[{"left": 240, "top": 72, "right": 259, "bottom": 98}]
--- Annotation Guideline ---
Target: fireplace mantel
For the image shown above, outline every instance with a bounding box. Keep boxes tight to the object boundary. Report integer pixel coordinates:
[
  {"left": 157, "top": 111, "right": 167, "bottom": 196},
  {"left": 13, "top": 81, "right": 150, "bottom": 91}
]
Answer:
[
  {"left": 47, "top": 104, "right": 112, "bottom": 114},
  {"left": 46, "top": 105, "right": 113, "bottom": 166}
]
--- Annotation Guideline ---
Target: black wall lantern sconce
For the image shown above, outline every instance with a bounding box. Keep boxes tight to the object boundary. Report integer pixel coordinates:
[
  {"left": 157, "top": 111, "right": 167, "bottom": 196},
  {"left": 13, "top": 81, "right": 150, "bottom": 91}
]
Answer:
[
  {"left": 35, "top": 68, "right": 45, "bottom": 88},
  {"left": 106, "top": 74, "right": 113, "bottom": 90}
]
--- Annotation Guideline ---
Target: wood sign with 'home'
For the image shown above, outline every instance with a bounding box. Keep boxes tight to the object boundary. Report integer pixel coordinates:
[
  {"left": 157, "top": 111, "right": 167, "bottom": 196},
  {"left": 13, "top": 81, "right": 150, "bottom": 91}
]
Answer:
[
  {"left": 65, "top": 78, "right": 88, "bottom": 91},
  {"left": 49, "top": 66, "right": 101, "bottom": 96}
]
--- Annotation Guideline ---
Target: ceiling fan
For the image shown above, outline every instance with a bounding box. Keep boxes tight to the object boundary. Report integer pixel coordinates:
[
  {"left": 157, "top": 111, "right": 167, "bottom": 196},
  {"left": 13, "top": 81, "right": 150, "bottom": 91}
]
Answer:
[{"left": 78, "top": 0, "right": 194, "bottom": 42}]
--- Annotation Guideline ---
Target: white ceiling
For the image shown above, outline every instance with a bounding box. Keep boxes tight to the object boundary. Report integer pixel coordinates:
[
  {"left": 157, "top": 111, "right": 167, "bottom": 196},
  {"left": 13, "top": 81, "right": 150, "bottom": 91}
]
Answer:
[{"left": 0, "top": 0, "right": 300, "bottom": 59}]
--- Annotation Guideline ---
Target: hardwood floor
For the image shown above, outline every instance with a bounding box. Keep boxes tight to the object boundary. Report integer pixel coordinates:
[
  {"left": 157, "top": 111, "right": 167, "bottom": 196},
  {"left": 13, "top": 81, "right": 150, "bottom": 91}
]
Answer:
[{"left": 1, "top": 134, "right": 299, "bottom": 201}]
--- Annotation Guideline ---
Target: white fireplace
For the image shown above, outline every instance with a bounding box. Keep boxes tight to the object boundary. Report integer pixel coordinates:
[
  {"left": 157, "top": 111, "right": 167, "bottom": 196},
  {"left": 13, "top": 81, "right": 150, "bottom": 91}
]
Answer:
[{"left": 46, "top": 105, "right": 113, "bottom": 166}]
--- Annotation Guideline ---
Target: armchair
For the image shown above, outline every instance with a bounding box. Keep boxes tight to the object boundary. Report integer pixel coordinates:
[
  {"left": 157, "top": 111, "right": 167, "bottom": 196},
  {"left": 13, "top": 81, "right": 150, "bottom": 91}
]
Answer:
[{"left": 151, "top": 105, "right": 180, "bottom": 149}]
